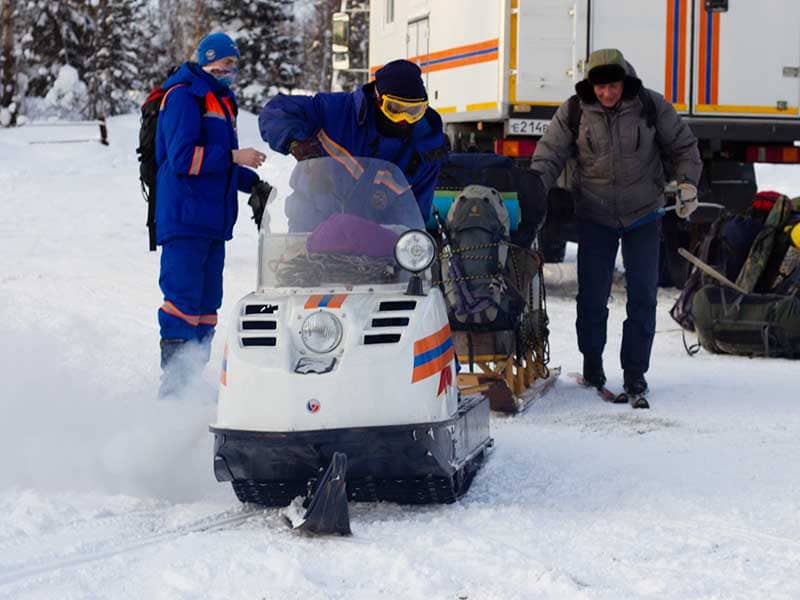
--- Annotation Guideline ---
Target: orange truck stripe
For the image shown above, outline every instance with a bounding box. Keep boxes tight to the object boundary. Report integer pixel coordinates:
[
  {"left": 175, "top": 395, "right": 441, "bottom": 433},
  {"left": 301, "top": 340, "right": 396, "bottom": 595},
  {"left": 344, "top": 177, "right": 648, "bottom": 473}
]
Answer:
[
  {"left": 698, "top": 7, "right": 708, "bottom": 105},
  {"left": 664, "top": 0, "right": 675, "bottom": 102},
  {"left": 677, "top": 0, "right": 687, "bottom": 104},
  {"left": 710, "top": 12, "right": 720, "bottom": 105}
]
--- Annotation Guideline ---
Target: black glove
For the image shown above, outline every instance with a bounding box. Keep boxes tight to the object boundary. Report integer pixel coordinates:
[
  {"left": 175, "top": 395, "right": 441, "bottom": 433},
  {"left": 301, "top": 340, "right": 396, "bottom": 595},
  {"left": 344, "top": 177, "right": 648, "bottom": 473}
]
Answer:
[
  {"left": 288, "top": 137, "right": 324, "bottom": 161},
  {"left": 248, "top": 180, "right": 274, "bottom": 231}
]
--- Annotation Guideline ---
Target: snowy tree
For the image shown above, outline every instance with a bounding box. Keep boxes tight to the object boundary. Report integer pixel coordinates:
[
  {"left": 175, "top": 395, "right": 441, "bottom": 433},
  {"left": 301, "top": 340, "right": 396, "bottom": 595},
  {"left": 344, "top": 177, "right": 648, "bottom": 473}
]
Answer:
[
  {"left": 84, "top": 0, "right": 151, "bottom": 119},
  {"left": 212, "top": 0, "right": 302, "bottom": 112},
  {"left": 158, "top": 0, "right": 210, "bottom": 72},
  {"left": 18, "top": 1, "right": 93, "bottom": 98},
  {"left": 293, "top": 0, "right": 340, "bottom": 92},
  {"left": 332, "top": 0, "right": 369, "bottom": 92},
  {"left": 0, "top": 0, "right": 18, "bottom": 125}
]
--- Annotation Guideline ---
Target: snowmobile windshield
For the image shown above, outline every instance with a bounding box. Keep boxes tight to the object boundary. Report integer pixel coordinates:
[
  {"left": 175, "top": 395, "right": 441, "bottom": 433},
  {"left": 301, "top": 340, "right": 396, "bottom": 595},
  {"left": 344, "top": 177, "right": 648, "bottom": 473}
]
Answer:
[{"left": 258, "top": 157, "right": 428, "bottom": 289}]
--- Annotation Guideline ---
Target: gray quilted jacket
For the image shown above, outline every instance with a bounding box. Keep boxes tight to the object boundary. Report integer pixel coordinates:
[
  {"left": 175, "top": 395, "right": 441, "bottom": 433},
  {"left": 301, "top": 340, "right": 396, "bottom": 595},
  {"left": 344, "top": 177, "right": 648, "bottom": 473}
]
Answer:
[{"left": 530, "top": 65, "right": 702, "bottom": 229}]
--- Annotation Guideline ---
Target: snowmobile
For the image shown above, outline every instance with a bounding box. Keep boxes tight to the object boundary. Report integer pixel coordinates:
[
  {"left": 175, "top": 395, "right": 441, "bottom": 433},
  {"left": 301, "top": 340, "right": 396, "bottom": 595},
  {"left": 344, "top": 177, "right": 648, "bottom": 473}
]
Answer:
[{"left": 210, "top": 157, "right": 493, "bottom": 533}]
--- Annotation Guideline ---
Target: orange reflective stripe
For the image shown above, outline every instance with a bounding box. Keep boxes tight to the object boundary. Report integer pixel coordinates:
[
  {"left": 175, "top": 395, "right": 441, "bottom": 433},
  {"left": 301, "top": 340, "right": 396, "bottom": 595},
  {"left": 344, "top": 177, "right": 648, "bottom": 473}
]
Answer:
[
  {"left": 199, "top": 313, "right": 217, "bottom": 325},
  {"left": 160, "top": 301, "right": 200, "bottom": 326},
  {"left": 204, "top": 92, "right": 226, "bottom": 118},
  {"left": 159, "top": 84, "right": 188, "bottom": 111},
  {"left": 374, "top": 169, "right": 409, "bottom": 195},
  {"left": 316, "top": 130, "right": 364, "bottom": 179},
  {"left": 189, "top": 146, "right": 204, "bottom": 175}
]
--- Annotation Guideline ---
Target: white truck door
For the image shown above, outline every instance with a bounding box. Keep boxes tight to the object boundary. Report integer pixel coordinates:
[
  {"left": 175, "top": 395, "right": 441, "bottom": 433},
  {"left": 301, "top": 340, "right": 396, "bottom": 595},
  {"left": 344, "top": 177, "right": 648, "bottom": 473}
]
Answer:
[
  {"left": 407, "top": 17, "right": 431, "bottom": 88},
  {"left": 693, "top": 0, "right": 800, "bottom": 119},
  {"left": 515, "top": 0, "right": 589, "bottom": 104},
  {"left": 591, "top": 0, "right": 690, "bottom": 112}
]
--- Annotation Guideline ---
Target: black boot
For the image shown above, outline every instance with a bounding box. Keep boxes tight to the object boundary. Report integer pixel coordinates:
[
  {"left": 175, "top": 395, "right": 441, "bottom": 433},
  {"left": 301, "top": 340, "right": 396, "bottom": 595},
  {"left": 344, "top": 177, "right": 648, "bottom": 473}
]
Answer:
[
  {"left": 623, "top": 371, "right": 648, "bottom": 395},
  {"left": 582, "top": 354, "right": 606, "bottom": 389}
]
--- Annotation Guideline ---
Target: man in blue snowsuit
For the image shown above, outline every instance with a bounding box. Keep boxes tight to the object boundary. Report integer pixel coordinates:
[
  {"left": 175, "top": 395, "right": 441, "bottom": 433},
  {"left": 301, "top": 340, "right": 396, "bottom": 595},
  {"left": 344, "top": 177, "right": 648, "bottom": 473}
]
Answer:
[
  {"left": 258, "top": 59, "right": 448, "bottom": 223},
  {"left": 155, "top": 32, "right": 270, "bottom": 397}
]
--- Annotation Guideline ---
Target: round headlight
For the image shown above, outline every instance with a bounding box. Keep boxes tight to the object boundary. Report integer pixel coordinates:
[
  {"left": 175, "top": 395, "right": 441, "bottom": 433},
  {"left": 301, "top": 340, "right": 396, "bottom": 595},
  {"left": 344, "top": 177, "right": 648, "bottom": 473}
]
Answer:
[
  {"left": 394, "top": 230, "right": 436, "bottom": 273},
  {"left": 300, "top": 311, "right": 343, "bottom": 354}
]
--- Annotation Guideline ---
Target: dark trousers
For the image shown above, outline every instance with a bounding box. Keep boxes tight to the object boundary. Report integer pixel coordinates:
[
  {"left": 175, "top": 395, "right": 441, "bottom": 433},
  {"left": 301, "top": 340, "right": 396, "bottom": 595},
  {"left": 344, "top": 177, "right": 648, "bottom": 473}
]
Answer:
[{"left": 576, "top": 218, "right": 660, "bottom": 375}]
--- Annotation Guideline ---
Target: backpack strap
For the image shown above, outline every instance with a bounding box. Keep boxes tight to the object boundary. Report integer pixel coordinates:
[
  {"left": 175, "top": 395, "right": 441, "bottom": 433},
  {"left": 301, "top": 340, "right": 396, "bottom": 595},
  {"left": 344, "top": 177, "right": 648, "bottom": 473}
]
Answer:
[
  {"left": 567, "top": 90, "right": 658, "bottom": 141},
  {"left": 566, "top": 94, "right": 581, "bottom": 141}
]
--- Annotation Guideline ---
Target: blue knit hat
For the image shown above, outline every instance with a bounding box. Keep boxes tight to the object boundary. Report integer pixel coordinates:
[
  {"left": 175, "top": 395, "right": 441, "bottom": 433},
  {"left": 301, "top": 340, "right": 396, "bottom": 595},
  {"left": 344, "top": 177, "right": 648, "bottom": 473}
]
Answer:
[
  {"left": 197, "top": 32, "right": 240, "bottom": 66},
  {"left": 374, "top": 60, "right": 427, "bottom": 100}
]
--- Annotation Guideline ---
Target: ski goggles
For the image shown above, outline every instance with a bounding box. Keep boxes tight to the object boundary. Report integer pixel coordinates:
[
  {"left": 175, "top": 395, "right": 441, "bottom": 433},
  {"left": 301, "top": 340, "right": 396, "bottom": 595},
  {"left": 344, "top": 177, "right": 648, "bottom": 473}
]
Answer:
[{"left": 378, "top": 94, "right": 428, "bottom": 124}]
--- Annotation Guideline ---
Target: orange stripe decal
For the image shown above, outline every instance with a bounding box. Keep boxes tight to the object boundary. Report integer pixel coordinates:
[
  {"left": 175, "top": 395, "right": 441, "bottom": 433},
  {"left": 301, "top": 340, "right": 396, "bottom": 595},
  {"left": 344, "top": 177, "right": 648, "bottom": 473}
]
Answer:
[
  {"left": 304, "top": 295, "right": 325, "bottom": 309},
  {"left": 326, "top": 294, "right": 348, "bottom": 309},
  {"left": 412, "top": 349, "right": 454, "bottom": 383},
  {"left": 413, "top": 324, "right": 452, "bottom": 356}
]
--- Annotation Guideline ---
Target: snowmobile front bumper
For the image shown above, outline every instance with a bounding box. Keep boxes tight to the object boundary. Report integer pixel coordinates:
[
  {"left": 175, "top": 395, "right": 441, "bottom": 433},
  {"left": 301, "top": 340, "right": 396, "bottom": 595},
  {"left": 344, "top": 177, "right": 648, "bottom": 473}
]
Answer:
[{"left": 210, "top": 395, "right": 492, "bottom": 505}]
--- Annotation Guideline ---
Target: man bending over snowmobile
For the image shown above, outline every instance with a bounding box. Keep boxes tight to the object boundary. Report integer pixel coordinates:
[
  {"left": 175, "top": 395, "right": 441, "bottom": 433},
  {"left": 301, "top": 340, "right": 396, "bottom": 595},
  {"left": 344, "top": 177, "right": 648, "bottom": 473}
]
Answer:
[{"left": 258, "top": 59, "right": 448, "bottom": 223}]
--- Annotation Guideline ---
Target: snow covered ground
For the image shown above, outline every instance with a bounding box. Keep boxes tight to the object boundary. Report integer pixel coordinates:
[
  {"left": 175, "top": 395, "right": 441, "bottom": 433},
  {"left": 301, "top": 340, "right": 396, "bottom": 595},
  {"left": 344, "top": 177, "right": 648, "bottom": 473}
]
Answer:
[{"left": 1, "top": 115, "right": 799, "bottom": 599}]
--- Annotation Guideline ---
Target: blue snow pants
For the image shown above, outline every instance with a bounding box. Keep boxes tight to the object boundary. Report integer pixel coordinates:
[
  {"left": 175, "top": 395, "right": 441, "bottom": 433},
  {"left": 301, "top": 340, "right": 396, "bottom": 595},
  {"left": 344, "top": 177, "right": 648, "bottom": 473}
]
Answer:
[
  {"left": 575, "top": 218, "right": 661, "bottom": 375},
  {"left": 158, "top": 238, "right": 225, "bottom": 342}
]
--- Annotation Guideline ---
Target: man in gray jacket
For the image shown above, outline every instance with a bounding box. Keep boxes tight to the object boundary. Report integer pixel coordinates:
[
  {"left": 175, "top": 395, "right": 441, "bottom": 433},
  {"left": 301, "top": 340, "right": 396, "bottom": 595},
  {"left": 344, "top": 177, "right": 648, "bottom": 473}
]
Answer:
[{"left": 531, "top": 48, "right": 702, "bottom": 399}]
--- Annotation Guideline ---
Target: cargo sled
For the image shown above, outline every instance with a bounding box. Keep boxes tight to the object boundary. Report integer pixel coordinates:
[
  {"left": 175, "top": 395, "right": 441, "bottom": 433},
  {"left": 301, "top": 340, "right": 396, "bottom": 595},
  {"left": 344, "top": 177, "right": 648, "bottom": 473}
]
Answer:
[{"left": 429, "top": 154, "right": 559, "bottom": 414}]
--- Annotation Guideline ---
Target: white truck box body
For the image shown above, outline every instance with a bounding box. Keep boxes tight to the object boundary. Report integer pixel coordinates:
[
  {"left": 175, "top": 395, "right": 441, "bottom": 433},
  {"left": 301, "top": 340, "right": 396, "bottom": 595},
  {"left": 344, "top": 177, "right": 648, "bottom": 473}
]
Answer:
[{"left": 367, "top": 0, "right": 800, "bottom": 126}]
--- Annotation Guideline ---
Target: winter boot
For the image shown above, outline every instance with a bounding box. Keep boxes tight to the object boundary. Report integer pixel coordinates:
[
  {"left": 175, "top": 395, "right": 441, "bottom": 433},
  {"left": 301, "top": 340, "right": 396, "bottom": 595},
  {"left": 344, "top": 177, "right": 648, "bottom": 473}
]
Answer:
[
  {"left": 623, "top": 371, "right": 649, "bottom": 396},
  {"left": 582, "top": 354, "right": 606, "bottom": 389}
]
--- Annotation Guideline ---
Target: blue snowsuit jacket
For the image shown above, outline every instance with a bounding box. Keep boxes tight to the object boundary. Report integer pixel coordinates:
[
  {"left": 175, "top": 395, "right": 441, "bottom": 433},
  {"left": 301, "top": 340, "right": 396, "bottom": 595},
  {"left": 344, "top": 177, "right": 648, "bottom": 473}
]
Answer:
[
  {"left": 155, "top": 63, "right": 259, "bottom": 243},
  {"left": 258, "top": 82, "right": 448, "bottom": 221}
]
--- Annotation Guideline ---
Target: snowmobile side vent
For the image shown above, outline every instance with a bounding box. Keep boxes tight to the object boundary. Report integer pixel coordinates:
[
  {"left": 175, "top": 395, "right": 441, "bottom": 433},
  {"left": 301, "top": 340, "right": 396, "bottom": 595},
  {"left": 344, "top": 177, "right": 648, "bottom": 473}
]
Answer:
[
  {"left": 241, "top": 337, "right": 277, "bottom": 347},
  {"left": 241, "top": 320, "right": 277, "bottom": 330},
  {"left": 378, "top": 300, "right": 417, "bottom": 311},
  {"left": 371, "top": 317, "right": 410, "bottom": 327},
  {"left": 364, "top": 333, "right": 402, "bottom": 344},
  {"left": 245, "top": 304, "right": 279, "bottom": 315}
]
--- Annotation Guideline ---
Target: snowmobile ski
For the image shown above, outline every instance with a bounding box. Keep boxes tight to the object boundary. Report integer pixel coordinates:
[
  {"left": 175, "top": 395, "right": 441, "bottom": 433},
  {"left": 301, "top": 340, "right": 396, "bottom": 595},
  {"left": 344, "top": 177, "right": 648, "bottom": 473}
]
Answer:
[
  {"left": 567, "top": 372, "right": 627, "bottom": 404},
  {"left": 290, "top": 452, "right": 351, "bottom": 536}
]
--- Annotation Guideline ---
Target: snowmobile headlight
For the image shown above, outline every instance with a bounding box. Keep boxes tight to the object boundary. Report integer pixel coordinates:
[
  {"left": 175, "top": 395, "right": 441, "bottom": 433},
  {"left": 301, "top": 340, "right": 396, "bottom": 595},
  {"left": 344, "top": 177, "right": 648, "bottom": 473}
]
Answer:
[
  {"left": 394, "top": 230, "right": 435, "bottom": 273},
  {"left": 300, "top": 311, "right": 343, "bottom": 354}
]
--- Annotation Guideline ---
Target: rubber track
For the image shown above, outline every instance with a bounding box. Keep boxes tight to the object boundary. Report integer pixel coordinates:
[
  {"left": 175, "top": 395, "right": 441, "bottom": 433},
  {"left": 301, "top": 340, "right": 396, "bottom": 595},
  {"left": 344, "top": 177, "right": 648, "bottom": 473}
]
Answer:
[{"left": 233, "top": 454, "right": 487, "bottom": 507}]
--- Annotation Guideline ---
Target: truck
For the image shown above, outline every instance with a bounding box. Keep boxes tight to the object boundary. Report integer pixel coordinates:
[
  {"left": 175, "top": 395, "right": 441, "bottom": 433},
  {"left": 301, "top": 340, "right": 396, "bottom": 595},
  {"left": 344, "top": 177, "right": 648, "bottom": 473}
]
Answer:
[{"left": 332, "top": 0, "right": 800, "bottom": 284}]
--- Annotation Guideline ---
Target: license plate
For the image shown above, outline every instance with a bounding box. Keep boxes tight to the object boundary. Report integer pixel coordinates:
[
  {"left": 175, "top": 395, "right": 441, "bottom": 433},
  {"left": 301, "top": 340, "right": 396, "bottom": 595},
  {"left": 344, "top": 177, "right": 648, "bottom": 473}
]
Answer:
[{"left": 507, "top": 118, "right": 551, "bottom": 136}]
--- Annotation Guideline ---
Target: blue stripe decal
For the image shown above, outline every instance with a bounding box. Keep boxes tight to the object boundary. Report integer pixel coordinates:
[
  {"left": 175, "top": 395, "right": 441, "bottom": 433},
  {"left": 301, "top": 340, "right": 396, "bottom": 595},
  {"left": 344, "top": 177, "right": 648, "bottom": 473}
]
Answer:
[
  {"left": 419, "top": 47, "right": 498, "bottom": 69},
  {"left": 705, "top": 14, "right": 713, "bottom": 104},
  {"left": 413, "top": 338, "right": 454, "bottom": 368},
  {"left": 672, "top": 0, "right": 680, "bottom": 103},
  {"left": 318, "top": 294, "right": 333, "bottom": 307}
]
